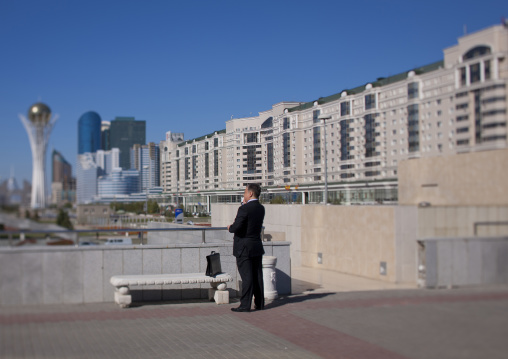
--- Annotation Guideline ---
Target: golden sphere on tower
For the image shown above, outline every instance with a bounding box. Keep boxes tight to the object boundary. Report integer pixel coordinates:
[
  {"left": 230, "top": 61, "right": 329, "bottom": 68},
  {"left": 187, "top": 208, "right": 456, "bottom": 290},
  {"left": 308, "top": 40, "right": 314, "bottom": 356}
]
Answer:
[{"left": 28, "top": 103, "right": 51, "bottom": 125}]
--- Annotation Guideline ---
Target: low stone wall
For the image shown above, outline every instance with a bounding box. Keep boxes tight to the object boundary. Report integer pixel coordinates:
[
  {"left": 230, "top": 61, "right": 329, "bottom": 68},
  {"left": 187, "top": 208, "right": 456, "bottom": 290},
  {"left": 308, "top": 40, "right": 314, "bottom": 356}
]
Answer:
[
  {"left": 419, "top": 237, "right": 508, "bottom": 288},
  {"left": 0, "top": 241, "right": 291, "bottom": 306},
  {"left": 146, "top": 222, "right": 229, "bottom": 244}
]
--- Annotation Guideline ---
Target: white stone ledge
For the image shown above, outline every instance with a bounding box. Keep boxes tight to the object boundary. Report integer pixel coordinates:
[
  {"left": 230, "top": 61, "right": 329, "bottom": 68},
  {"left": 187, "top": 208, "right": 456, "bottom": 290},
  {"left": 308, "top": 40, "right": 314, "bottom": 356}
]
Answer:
[
  {"left": 110, "top": 273, "right": 233, "bottom": 287},
  {"left": 110, "top": 273, "right": 233, "bottom": 308}
]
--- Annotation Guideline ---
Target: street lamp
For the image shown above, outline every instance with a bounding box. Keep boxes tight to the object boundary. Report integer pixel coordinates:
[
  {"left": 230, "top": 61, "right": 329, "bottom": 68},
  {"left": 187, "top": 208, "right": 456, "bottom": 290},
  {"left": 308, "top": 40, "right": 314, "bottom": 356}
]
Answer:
[
  {"left": 143, "top": 165, "right": 149, "bottom": 214},
  {"left": 318, "top": 113, "right": 332, "bottom": 204}
]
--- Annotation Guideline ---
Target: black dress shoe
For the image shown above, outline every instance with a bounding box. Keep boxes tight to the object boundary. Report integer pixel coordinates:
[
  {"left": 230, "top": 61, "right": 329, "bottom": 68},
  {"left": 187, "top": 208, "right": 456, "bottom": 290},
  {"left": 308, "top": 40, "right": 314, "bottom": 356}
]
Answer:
[
  {"left": 231, "top": 307, "right": 250, "bottom": 312},
  {"left": 253, "top": 306, "right": 264, "bottom": 311}
]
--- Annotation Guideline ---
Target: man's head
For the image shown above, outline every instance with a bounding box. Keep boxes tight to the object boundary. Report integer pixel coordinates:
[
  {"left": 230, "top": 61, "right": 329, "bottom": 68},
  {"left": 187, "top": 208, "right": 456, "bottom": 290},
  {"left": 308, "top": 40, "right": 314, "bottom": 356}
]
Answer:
[{"left": 244, "top": 183, "right": 261, "bottom": 201}]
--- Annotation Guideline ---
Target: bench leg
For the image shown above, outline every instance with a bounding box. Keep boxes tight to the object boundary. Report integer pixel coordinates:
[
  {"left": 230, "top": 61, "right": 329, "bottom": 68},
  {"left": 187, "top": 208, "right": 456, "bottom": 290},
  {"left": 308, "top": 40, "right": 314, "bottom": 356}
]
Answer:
[
  {"left": 209, "top": 282, "right": 229, "bottom": 305},
  {"left": 114, "top": 286, "right": 132, "bottom": 308}
]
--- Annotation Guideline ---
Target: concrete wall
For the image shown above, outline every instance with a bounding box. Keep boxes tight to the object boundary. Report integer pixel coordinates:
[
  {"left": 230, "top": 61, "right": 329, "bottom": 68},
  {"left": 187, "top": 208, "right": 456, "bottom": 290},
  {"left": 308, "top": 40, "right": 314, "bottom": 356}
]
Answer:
[
  {"left": 420, "top": 237, "right": 508, "bottom": 288},
  {"left": 213, "top": 202, "right": 508, "bottom": 286},
  {"left": 398, "top": 148, "right": 508, "bottom": 206},
  {"left": 300, "top": 205, "right": 418, "bottom": 283},
  {"left": 147, "top": 222, "right": 229, "bottom": 244},
  {"left": 0, "top": 242, "right": 291, "bottom": 307},
  {"left": 418, "top": 206, "right": 508, "bottom": 238},
  {"left": 213, "top": 203, "right": 419, "bottom": 284}
]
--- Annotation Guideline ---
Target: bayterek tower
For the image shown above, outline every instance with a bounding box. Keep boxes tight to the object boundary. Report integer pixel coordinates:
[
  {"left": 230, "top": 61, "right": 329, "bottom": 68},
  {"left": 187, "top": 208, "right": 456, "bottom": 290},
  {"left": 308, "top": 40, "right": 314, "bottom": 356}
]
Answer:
[{"left": 19, "top": 103, "right": 58, "bottom": 208}]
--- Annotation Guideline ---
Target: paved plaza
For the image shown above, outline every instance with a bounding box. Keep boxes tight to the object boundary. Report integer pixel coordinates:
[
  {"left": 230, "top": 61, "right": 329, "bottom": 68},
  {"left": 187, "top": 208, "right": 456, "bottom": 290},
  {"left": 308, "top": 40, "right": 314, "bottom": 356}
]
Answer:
[{"left": 1, "top": 278, "right": 507, "bottom": 359}]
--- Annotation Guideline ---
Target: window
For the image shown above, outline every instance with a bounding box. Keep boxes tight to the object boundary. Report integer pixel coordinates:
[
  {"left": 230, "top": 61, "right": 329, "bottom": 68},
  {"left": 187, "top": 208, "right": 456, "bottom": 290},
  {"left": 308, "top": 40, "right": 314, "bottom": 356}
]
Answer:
[
  {"left": 205, "top": 153, "right": 209, "bottom": 177},
  {"left": 185, "top": 157, "right": 190, "bottom": 180},
  {"left": 245, "top": 133, "right": 257, "bottom": 143},
  {"left": 484, "top": 60, "right": 491, "bottom": 80},
  {"left": 470, "top": 63, "right": 480, "bottom": 84},
  {"left": 483, "top": 123, "right": 506, "bottom": 129},
  {"left": 340, "top": 101, "right": 350, "bottom": 116},
  {"left": 407, "top": 104, "right": 419, "bottom": 153},
  {"left": 365, "top": 94, "right": 376, "bottom": 110},
  {"left": 283, "top": 133, "right": 290, "bottom": 168},
  {"left": 460, "top": 67, "right": 466, "bottom": 86},
  {"left": 192, "top": 156, "right": 197, "bottom": 179},
  {"left": 283, "top": 117, "right": 290, "bottom": 130},
  {"left": 408, "top": 82, "right": 419, "bottom": 99},
  {"left": 463, "top": 46, "right": 491, "bottom": 60},
  {"left": 313, "top": 110, "right": 321, "bottom": 124},
  {"left": 205, "top": 142, "right": 209, "bottom": 150},
  {"left": 313, "top": 127, "right": 321, "bottom": 164},
  {"left": 214, "top": 150, "right": 219, "bottom": 176}
]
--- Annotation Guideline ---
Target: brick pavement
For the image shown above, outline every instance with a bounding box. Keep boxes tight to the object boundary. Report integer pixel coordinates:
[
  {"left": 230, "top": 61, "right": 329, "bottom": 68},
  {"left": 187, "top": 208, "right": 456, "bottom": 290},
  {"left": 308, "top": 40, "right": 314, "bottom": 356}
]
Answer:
[{"left": 1, "top": 286, "right": 508, "bottom": 358}]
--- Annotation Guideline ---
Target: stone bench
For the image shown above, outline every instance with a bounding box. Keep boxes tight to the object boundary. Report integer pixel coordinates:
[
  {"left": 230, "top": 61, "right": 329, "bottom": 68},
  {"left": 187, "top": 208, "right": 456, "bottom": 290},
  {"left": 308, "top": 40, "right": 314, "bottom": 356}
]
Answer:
[{"left": 110, "top": 273, "right": 233, "bottom": 308}]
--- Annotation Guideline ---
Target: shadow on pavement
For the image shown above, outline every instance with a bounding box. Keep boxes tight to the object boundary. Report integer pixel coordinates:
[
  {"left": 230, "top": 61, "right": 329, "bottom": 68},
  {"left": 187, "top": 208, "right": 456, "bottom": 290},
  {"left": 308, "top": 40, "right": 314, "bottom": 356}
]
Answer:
[{"left": 264, "top": 291, "right": 336, "bottom": 310}]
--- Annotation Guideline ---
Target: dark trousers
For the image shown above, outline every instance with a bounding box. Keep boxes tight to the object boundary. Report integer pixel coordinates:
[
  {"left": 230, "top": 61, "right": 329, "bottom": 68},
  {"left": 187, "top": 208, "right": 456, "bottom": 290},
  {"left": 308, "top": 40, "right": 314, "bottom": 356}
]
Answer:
[{"left": 236, "top": 255, "right": 264, "bottom": 309}]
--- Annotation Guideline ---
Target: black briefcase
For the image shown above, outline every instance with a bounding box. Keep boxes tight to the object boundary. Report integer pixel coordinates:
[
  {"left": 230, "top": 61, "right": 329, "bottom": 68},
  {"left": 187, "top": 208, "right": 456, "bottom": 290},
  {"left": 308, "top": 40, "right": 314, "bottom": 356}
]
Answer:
[{"left": 206, "top": 251, "right": 222, "bottom": 277}]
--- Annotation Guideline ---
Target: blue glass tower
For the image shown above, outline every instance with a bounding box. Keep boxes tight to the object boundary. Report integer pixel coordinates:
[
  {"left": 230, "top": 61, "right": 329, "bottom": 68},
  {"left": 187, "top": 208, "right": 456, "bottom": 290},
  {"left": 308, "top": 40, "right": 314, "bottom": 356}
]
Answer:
[{"left": 78, "top": 111, "right": 102, "bottom": 154}]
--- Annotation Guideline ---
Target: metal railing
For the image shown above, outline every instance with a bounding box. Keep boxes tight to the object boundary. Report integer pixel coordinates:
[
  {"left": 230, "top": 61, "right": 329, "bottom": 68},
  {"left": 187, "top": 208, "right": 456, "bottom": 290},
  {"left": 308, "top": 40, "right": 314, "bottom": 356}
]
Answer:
[
  {"left": 0, "top": 227, "right": 266, "bottom": 246},
  {"left": 0, "top": 227, "right": 228, "bottom": 246}
]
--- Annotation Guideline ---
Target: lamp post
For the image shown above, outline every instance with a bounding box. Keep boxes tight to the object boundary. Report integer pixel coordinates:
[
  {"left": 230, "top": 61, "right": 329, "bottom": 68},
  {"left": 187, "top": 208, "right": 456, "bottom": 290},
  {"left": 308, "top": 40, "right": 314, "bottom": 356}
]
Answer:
[
  {"left": 318, "top": 113, "right": 332, "bottom": 204},
  {"left": 143, "top": 165, "right": 149, "bottom": 214}
]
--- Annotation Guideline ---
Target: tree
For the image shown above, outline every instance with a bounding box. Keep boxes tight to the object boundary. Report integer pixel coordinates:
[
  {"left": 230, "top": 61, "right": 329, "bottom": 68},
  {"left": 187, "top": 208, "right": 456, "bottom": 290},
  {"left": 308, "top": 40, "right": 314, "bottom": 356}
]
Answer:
[
  {"left": 147, "top": 200, "right": 159, "bottom": 214},
  {"left": 270, "top": 195, "right": 286, "bottom": 204},
  {"left": 56, "top": 209, "right": 73, "bottom": 229}
]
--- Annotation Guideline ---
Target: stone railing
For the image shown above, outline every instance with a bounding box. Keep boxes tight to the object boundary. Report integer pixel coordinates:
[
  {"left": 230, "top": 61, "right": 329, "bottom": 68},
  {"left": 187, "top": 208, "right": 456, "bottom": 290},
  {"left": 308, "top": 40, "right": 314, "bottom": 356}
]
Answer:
[{"left": 0, "top": 227, "right": 291, "bottom": 306}]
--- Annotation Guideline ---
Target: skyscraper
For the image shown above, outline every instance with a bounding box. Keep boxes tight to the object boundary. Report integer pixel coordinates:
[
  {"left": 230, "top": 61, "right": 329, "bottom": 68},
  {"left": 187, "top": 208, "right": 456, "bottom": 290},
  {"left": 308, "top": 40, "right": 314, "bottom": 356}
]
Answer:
[
  {"left": 52, "top": 150, "right": 72, "bottom": 184},
  {"left": 76, "top": 152, "right": 98, "bottom": 204},
  {"left": 51, "top": 150, "right": 75, "bottom": 205},
  {"left": 78, "top": 111, "right": 102, "bottom": 154},
  {"left": 130, "top": 143, "right": 160, "bottom": 190},
  {"left": 109, "top": 117, "right": 146, "bottom": 169},
  {"left": 101, "top": 121, "right": 111, "bottom": 151},
  {"left": 76, "top": 148, "right": 120, "bottom": 204}
]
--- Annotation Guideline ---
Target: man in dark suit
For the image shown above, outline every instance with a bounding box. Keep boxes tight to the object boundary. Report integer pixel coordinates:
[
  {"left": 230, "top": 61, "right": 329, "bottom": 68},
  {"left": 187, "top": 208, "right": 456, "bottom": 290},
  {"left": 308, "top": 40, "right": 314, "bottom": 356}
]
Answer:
[{"left": 228, "top": 183, "right": 265, "bottom": 312}]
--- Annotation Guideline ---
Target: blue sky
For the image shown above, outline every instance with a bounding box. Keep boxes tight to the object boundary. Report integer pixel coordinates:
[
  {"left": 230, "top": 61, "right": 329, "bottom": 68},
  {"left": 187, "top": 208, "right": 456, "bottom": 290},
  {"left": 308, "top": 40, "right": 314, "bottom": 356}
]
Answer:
[{"left": 0, "top": 0, "right": 506, "bottom": 184}]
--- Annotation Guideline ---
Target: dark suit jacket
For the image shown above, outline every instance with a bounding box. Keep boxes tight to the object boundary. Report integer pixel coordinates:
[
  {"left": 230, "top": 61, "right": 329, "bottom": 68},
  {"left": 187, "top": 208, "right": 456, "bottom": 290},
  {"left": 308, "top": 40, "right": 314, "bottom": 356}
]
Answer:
[{"left": 228, "top": 200, "right": 265, "bottom": 258}]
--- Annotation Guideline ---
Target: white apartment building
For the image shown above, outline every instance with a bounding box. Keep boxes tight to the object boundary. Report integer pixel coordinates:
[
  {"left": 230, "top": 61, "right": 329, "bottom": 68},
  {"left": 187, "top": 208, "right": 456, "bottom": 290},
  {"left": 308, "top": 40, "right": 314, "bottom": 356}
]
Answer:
[{"left": 159, "top": 23, "right": 508, "bottom": 207}]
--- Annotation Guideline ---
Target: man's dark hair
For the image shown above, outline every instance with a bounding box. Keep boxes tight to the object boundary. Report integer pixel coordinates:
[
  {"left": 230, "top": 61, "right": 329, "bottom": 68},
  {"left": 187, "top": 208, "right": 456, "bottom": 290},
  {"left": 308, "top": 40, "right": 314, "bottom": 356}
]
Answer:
[{"left": 247, "top": 183, "right": 261, "bottom": 198}]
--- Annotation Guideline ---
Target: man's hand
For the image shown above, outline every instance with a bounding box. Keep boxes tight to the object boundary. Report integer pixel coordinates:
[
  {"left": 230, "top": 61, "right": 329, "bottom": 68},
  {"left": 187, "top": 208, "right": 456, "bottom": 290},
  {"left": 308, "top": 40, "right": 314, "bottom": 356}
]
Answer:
[{"left": 227, "top": 225, "right": 230, "bottom": 230}]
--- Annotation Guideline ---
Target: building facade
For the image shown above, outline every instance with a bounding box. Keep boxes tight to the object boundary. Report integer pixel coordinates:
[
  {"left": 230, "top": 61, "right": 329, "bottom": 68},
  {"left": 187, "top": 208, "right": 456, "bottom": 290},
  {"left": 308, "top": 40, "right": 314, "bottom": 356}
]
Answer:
[
  {"left": 131, "top": 143, "right": 160, "bottom": 190},
  {"left": 51, "top": 150, "right": 75, "bottom": 205},
  {"left": 76, "top": 152, "right": 99, "bottom": 204},
  {"left": 97, "top": 168, "right": 140, "bottom": 199},
  {"left": 101, "top": 121, "right": 111, "bottom": 151},
  {"left": 158, "top": 23, "right": 508, "bottom": 206},
  {"left": 109, "top": 117, "right": 146, "bottom": 170},
  {"left": 78, "top": 111, "right": 102, "bottom": 154},
  {"left": 76, "top": 148, "right": 121, "bottom": 204}
]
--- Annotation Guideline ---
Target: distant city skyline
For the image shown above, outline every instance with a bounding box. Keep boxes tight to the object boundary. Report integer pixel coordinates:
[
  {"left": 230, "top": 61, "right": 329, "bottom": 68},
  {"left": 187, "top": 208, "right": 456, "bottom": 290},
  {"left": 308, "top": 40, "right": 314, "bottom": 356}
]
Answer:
[{"left": 0, "top": 0, "right": 506, "bottom": 183}]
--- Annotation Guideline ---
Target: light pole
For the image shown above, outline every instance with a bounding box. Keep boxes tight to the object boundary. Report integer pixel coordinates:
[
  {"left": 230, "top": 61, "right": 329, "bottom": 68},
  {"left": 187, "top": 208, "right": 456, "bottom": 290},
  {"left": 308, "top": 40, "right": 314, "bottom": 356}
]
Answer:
[
  {"left": 143, "top": 165, "right": 149, "bottom": 214},
  {"left": 318, "top": 113, "right": 332, "bottom": 204}
]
